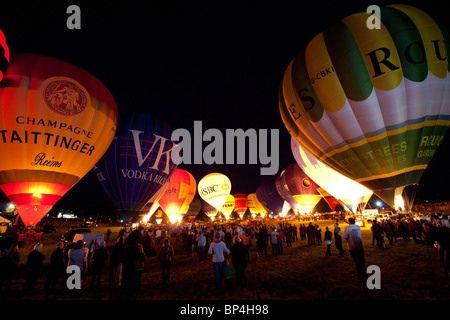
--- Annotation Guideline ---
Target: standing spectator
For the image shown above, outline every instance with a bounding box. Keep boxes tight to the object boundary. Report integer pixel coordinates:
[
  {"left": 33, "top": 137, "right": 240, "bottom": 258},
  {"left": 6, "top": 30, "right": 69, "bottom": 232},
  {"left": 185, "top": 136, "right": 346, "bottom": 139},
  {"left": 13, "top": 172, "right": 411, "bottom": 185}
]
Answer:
[
  {"left": 292, "top": 224, "right": 298, "bottom": 241},
  {"left": 231, "top": 235, "right": 247, "bottom": 289},
  {"left": 136, "top": 243, "right": 145, "bottom": 292},
  {"left": 208, "top": 232, "right": 230, "bottom": 289},
  {"left": 390, "top": 220, "right": 399, "bottom": 243},
  {"left": 159, "top": 238, "right": 174, "bottom": 286},
  {"left": 109, "top": 236, "right": 124, "bottom": 289},
  {"left": 34, "top": 231, "right": 43, "bottom": 243},
  {"left": 45, "top": 242, "right": 65, "bottom": 293},
  {"left": 24, "top": 243, "right": 46, "bottom": 294},
  {"left": 121, "top": 230, "right": 143, "bottom": 299},
  {"left": 334, "top": 222, "right": 345, "bottom": 256},
  {"left": 343, "top": 218, "right": 367, "bottom": 281},
  {"left": 106, "top": 229, "right": 112, "bottom": 244},
  {"left": 255, "top": 228, "right": 265, "bottom": 261},
  {"left": 277, "top": 227, "right": 284, "bottom": 254},
  {"left": 307, "top": 223, "right": 316, "bottom": 245},
  {"left": 191, "top": 232, "right": 198, "bottom": 262},
  {"left": 222, "top": 259, "right": 234, "bottom": 288},
  {"left": 240, "top": 230, "right": 251, "bottom": 262},
  {"left": 414, "top": 220, "right": 424, "bottom": 241},
  {"left": 324, "top": 227, "right": 332, "bottom": 257},
  {"left": 262, "top": 226, "right": 269, "bottom": 255},
  {"left": 269, "top": 227, "right": 279, "bottom": 255},
  {"left": 423, "top": 222, "right": 450, "bottom": 277},
  {"left": 371, "top": 221, "right": 384, "bottom": 248},
  {"left": 142, "top": 230, "right": 151, "bottom": 257},
  {"left": 300, "top": 224, "right": 307, "bottom": 240},
  {"left": 408, "top": 218, "right": 417, "bottom": 240},
  {"left": 67, "top": 240, "right": 88, "bottom": 287},
  {"left": 186, "top": 230, "right": 193, "bottom": 257},
  {"left": 17, "top": 232, "right": 25, "bottom": 248},
  {"left": 89, "top": 240, "right": 109, "bottom": 289},
  {"left": 285, "top": 225, "right": 292, "bottom": 247},
  {"left": 0, "top": 243, "right": 20, "bottom": 293},
  {"left": 398, "top": 220, "right": 409, "bottom": 240},
  {"left": 383, "top": 221, "right": 394, "bottom": 246},
  {"left": 26, "top": 228, "right": 34, "bottom": 240},
  {"left": 197, "top": 232, "right": 207, "bottom": 262},
  {"left": 224, "top": 228, "right": 233, "bottom": 250},
  {"left": 315, "top": 224, "right": 322, "bottom": 245}
]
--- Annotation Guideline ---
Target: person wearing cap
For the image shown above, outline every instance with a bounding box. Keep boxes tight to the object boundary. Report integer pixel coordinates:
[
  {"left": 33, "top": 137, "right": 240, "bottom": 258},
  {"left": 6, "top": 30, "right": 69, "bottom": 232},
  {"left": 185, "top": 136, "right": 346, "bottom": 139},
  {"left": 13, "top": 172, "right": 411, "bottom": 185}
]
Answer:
[
  {"left": 208, "top": 231, "right": 230, "bottom": 289},
  {"left": 89, "top": 239, "right": 109, "bottom": 289}
]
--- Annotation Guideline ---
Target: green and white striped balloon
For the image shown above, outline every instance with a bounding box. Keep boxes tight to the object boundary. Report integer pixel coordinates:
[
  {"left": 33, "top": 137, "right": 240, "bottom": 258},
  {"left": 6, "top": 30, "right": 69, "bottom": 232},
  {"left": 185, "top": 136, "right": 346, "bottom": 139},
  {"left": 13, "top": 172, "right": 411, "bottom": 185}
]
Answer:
[{"left": 279, "top": 5, "right": 450, "bottom": 207}]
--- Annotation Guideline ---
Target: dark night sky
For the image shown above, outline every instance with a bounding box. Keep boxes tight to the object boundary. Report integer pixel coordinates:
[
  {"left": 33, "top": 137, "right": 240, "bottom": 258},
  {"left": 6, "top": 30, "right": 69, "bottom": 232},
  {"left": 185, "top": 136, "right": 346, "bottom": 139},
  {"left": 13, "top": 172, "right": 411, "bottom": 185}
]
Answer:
[{"left": 0, "top": 0, "right": 449, "bottom": 214}]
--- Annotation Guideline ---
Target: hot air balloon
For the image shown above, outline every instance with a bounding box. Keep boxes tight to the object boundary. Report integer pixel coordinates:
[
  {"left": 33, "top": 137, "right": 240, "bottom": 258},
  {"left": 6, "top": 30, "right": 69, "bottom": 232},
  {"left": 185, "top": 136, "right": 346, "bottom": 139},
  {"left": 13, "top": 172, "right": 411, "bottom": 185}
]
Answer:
[
  {"left": 0, "top": 29, "right": 9, "bottom": 82},
  {"left": 94, "top": 113, "right": 178, "bottom": 221},
  {"left": 278, "top": 163, "right": 323, "bottom": 215},
  {"left": 153, "top": 207, "right": 166, "bottom": 225},
  {"left": 256, "top": 177, "right": 284, "bottom": 214},
  {"left": 201, "top": 198, "right": 219, "bottom": 221},
  {"left": 279, "top": 5, "right": 450, "bottom": 209},
  {"left": 141, "top": 182, "right": 169, "bottom": 223},
  {"left": 198, "top": 172, "right": 231, "bottom": 221},
  {"left": 248, "top": 193, "right": 267, "bottom": 218},
  {"left": 158, "top": 168, "right": 196, "bottom": 223},
  {"left": 275, "top": 170, "right": 303, "bottom": 214},
  {"left": 233, "top": 193, "right": 248, "bottom": 219},
  {"left": 316, "top": 186, "right": 342, "bottom": 211},
  {"left": 291, "top": 137, "right": 373, "bottom": 213},
  {"left": 221, "top": 194, "right": 235, "bottom": 220},
  {"left": 0, "top": 54, "right": 118, "bottom": 226},
  {"left": 185, "top": 197, "right": 201, "bottom": 222}
]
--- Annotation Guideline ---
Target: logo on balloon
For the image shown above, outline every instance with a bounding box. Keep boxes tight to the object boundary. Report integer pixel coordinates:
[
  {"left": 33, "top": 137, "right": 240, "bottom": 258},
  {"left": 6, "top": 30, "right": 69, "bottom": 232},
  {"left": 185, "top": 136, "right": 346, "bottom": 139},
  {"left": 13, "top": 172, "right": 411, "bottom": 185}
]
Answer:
[
  {"left": 302, "top": 178, "right": 311, "bottom": 188},
  {"left": 43, "top": 77, "right": 88, "bottom": 116}
]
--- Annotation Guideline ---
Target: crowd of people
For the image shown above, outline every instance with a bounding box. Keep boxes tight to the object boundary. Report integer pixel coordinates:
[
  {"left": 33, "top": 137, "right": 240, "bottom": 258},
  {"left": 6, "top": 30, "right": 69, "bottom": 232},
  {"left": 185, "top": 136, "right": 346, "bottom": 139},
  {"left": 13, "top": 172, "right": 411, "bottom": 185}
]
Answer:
[
  {"left": 0, "top": 213, "right": 448, "bottom": 299},
  {"left": 412, "top": 201, "right": 450, "bottom": 213}
]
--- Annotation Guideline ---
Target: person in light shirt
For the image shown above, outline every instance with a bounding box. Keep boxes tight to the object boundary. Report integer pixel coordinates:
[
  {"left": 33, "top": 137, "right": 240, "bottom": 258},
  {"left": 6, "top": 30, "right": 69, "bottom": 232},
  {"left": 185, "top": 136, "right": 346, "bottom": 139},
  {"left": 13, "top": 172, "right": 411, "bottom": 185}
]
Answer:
[
  {"left": 343, "top": 218, "right": 367, "bottom": 280},
  {"left": 208, "top": 232, "right": 230, "bottom": 289}
]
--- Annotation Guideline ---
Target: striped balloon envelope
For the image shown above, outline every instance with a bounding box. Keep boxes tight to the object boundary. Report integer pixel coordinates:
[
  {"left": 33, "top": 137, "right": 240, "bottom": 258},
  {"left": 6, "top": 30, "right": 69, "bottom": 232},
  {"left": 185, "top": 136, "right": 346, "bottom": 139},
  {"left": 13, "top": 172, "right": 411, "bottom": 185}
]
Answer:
[
  {"left": 279, "top": 5, "right": 450, "bottom": 208},
  {"left": 0, "top": 54, "right": 118, "bottom": 226},
  {"left": 233, "top": 193, "right": 247, "bottom": 219}
]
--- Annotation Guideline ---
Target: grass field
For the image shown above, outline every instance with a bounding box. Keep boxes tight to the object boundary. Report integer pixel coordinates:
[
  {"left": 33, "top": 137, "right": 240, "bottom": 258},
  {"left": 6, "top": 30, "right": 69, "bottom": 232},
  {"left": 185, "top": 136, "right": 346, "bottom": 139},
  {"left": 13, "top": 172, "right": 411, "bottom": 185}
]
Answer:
[{"left": 2, "top": 219, "right": 449, "bottom": 300}]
